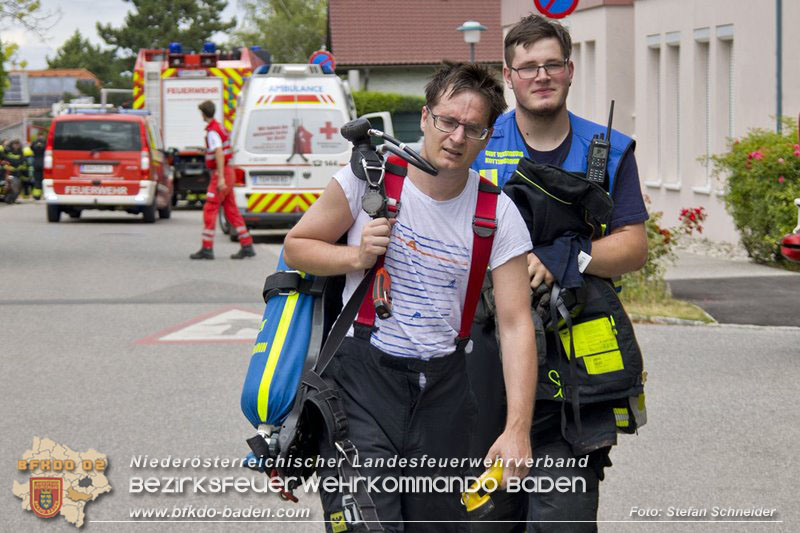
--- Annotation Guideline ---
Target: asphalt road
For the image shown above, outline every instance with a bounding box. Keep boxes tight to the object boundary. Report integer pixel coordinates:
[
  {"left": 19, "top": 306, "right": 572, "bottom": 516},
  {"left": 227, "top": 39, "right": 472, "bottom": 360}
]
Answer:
[
  {"left": 666, "top": 251, "right": 800, "bottom": 328},
  {"left": 1, "top": 202, "right": 798, "bottom": 532},
  {"left": 669, "top": 276, "right": 800, "bottom": 327}
]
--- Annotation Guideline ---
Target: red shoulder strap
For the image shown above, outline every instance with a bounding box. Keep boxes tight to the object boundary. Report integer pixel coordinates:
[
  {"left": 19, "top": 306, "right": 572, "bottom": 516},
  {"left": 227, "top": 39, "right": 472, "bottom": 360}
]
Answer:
[
  {"left": 355, "top": 156, "right": 407, "bottom": 328},
  {"left": 355, "top": 168, "right": 500, "bottom": 347},
  {"left": 458, "top": 177, "right": 499, "bottom": 342}
]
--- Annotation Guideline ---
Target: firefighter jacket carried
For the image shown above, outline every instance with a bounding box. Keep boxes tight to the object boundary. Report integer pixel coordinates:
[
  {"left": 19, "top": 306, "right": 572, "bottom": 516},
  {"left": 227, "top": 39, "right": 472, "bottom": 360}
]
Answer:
[
  {"left": 503, "top": 159, "right": 646, "bottom": 435},
  {"left": 474, "top": 110, "right": 633, "bottom": 191},
  {"left": 204, "top": 119, "right": 232, "bottom": 170},
  {"left": 477, "top": 110, "right": 646, "bottom": 434}
]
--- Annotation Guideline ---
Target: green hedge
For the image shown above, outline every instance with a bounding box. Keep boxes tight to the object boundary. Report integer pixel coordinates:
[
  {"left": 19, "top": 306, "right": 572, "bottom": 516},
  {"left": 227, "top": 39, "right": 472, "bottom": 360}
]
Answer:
[
  {"left": 352, "top": 91, "right": 426, "bottom": 116},
  {"left": 711, "top": 119, "right": 800, "bottom": 263}
]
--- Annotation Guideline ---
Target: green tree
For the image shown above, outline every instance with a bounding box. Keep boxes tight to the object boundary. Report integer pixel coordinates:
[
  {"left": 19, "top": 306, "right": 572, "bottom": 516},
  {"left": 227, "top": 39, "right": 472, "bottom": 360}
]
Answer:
[
  {"left": 0, "top": 0, "right": 59, "bottom": 35},
  {"left": 97, "top": 0, "right": 235, "bottom": 72},
  {"left": 0, "top": 0, "right": 59, "bottom": 101},
  {"left": 47, "top": 30, "right": 117, "bottom": 83},
  {"left": 46, "top": 30, "right": 131, "bottom": 104},
  {"left": 234, "top": 0, "right": 327, "bottom": 63}
]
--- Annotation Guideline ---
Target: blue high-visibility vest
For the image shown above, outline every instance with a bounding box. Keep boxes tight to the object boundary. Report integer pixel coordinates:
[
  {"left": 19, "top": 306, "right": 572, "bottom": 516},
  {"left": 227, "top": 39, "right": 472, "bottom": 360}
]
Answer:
[{"left": 472, "top": 110, "right": 635, "bottom": 195}]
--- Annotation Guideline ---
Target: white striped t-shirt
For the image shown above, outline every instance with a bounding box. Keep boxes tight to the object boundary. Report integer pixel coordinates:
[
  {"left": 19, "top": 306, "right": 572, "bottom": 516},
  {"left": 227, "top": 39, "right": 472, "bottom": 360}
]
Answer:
[{"left": 334, "top": 165, "right": 531, "bottom": 360}]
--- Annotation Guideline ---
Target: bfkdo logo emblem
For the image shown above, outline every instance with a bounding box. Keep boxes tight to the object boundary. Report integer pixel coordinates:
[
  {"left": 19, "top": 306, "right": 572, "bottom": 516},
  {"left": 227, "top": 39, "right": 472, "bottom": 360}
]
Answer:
[{"left": 30, "top": 477, "right": 63, "bottom": 519}]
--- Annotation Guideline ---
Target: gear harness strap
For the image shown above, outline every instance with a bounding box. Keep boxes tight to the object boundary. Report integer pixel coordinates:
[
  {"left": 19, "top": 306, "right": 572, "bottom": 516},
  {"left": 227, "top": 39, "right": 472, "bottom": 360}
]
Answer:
[
  {"left": 250, "top": 159, "right": 500, "bottom": 532},
  {"left": 355, "top": 158, "right": 500, "bottom": 352}
]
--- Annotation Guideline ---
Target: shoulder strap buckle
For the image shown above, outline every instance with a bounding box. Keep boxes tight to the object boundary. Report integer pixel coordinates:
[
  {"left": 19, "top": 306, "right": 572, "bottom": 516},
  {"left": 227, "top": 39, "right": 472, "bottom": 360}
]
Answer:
[{"left": 473, "top": 216, "right": 497, "bottom": 238}]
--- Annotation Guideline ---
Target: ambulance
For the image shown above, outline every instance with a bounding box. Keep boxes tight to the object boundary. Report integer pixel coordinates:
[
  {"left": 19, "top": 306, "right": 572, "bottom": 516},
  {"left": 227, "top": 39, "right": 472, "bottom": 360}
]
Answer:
[{"left": 220, "top": 63, "right": 392, "bottom": 236}]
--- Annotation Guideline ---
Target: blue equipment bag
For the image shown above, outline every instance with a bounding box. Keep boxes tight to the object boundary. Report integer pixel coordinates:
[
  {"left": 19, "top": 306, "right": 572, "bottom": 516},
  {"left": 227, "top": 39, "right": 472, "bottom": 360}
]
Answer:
[{"left": 240, "top": 250, "right": 326, "bottom": 429}]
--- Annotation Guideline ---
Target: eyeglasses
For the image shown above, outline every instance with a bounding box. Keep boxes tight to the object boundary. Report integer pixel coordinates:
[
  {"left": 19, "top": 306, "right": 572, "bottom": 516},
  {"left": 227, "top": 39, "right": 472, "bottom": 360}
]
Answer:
[
  {"left": 425, "top": 106, "right": 489, "bottom": 140},
  {"left": 510, "top": 60, "right": 569, "bottom": 80}
]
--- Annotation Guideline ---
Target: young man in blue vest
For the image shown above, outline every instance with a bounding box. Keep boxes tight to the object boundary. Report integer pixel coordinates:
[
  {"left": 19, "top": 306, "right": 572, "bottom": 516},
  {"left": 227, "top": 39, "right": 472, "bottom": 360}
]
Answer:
[
  {"left": 470, "top": 14, "right": 649, "bottom": 533},
  {"left": 285, "top": 63, "right": 537, "bottom": 532}
]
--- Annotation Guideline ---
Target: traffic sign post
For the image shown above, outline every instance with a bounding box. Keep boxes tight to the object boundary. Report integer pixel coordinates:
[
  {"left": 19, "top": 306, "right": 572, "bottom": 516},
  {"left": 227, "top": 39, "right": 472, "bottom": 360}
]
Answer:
[
  {"left": 309, "top": 50, "right": 336, "bottom": 74},
  {"left": 534, "top": 0, "right": 580, "bottom": 19}
]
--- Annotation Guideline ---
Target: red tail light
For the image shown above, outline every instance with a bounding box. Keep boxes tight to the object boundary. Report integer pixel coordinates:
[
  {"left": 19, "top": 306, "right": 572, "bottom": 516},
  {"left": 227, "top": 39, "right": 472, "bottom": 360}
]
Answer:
[
  {"left": 140, "top": 151, "right": 151, "bottom": 179},
  {"left": 233, "top": 167, "right": 246, "bottom": 187}
]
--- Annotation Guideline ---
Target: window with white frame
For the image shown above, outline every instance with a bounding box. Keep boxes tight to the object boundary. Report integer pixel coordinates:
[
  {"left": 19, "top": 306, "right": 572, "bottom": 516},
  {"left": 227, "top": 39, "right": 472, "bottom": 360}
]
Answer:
[
  {"left": 715, "top": 24, "right": 734, "bottom": 194},
  {"left": 571, "top": 42, "right": 583, "bottom": 116},
  {"left": 584, "top": 41, "right": 596, "bottom": 120},
  {"left": 664, "top": 32, "right": 681, "bottom": 189},
  {"left": 645, "top": 34, "right": 661, "bottom": 187},
  {"left": 693, "top": 28, "right": 711, "bottom": 193}
]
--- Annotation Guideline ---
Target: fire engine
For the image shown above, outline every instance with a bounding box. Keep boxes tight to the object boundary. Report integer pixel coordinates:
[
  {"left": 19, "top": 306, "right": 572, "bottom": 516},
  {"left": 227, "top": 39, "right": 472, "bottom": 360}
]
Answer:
[{"left": 132, "top": 43, "right": 268, "bottom": 205}]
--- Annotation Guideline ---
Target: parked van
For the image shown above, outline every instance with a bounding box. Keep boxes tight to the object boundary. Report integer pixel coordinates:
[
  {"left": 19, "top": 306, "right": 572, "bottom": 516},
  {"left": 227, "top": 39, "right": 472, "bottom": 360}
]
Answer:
[
  {"left": 220, "top": 63, "right": 392, "bottom": 236},
  {"left": 42, "top": 106, "right": 173, "bottom": 223}
]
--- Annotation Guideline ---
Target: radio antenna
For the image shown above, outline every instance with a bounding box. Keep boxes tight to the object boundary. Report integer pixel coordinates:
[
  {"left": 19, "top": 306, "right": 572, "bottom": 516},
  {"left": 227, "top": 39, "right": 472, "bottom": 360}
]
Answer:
[{"left": 605, "top": 100, "right": 615, "bottom": 141}]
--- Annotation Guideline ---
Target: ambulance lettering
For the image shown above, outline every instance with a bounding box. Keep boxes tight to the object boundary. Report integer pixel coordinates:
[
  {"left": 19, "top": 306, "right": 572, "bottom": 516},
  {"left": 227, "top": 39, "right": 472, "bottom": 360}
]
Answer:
[{"left": 267, "top": 85, "right": 324, "bottom": 93}]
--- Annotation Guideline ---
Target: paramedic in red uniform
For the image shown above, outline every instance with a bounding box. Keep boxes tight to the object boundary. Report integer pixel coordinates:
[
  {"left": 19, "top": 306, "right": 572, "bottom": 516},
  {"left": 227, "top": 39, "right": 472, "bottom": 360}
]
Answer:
[{"left": 191, "top": 100, "right": 256, "bottom": 260}]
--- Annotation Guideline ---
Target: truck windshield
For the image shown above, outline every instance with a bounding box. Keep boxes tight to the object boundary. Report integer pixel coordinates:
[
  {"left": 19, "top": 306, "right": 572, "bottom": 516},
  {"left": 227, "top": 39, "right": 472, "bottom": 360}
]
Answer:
[
  {"left": 244, "top": 109, "right": 348, "bottom": 155},
  {"left": 53, "top": 120, "right": 142, "bottom": 151}
]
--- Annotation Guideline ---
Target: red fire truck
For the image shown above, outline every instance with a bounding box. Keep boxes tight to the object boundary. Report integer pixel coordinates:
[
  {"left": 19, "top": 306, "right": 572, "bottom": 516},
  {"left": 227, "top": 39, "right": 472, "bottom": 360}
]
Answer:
[{"left": 132, "top": 44, "right": 267, "bottom": 205}]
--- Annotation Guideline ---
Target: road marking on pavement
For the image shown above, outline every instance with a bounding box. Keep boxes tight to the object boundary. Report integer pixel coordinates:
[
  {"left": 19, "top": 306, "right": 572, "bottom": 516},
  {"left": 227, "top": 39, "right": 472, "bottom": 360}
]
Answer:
[{"left": 135, "top": 306, "right": 262, "bottom": 344}]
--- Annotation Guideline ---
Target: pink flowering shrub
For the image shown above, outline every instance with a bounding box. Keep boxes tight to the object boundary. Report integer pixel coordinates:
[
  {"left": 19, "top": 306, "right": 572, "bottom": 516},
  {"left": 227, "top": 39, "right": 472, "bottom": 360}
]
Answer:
[{"left": 711, "top": 121, "right": 800, "bottom": 263}]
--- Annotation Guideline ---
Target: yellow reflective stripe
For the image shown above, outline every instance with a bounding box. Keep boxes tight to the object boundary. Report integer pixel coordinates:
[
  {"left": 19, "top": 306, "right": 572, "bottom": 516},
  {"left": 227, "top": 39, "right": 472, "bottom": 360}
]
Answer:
[
  {"left": 132, "top": 95, "right": 145, "bottom": 109},
  {"left": 224, "top": 67, "right": 243, "bottom": 85},
  {"left": 268, "top": 193, "right": 292, "bottom": 213},
  {"left": 248, "top": 194, "right": 272, "bottom": 213},
  {"left": 514, "top": 170, "right": 572, "bottom": 205},
  {"left": 257, "top": 290, "right": 300, "bottom": 422},
  {"left": 478, "top": 169, "right": 498, "bottom": 185},
  {"left": 247, "top": 194, "right": 262, "bottom": 211},
  {"left": 161, "top": 68, "right": 176, "bottom": 79},
  {"left": 613, "top": 407, "right": 630, "bottom": 427},
  {"left": 558, "top": 317, "right": 624, "bottom": 375},
  {"left": 485, "top": 157, "right": 520, "bottom": 165},
  {"left": 257, "top": 195, "right": 276, "bottom": 213}
]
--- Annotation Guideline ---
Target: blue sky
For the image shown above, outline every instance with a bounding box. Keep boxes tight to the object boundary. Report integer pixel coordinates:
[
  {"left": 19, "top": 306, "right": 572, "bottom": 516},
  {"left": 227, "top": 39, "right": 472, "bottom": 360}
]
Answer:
[{"left": 4, "top": 0, "right": 244, "bottom": 70}]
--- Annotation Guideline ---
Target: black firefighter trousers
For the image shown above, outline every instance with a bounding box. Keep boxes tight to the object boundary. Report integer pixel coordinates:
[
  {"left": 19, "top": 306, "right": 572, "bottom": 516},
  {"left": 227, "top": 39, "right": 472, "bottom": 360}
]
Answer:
[{"left": 317, "top": 336, "right": 476, "bottom": 533}]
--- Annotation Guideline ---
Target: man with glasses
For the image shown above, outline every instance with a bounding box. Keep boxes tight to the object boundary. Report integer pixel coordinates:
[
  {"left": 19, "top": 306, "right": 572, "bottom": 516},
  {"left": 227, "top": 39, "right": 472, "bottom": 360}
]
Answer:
[
  {"left": 470, "top": 13, "right": 649, "bottom": 533},
  {"left": 284, "top": 62, "right": 537, "bottom": 532}
]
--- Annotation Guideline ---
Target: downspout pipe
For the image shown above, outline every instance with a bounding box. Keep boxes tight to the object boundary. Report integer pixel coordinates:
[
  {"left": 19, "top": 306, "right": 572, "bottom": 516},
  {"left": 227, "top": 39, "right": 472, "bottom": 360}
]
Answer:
[{"left": 777, "top": 0, "right": 783, "bottom": 133}]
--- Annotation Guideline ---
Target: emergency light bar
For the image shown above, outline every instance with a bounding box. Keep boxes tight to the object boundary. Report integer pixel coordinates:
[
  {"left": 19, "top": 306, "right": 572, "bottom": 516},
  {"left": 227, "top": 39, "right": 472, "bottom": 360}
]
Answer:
[
  {"left": 264, "top": 64, "right": 324, "bottom": 77},
  {"left": 53, "top": 103, "right": 151, "bottom": 116}
]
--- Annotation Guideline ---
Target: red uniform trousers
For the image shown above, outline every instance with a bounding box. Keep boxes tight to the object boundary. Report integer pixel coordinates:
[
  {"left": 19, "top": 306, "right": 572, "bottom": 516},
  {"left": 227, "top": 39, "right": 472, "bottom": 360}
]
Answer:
[{"left": 201, "top": 167, "right": 253, "bottom": 249}]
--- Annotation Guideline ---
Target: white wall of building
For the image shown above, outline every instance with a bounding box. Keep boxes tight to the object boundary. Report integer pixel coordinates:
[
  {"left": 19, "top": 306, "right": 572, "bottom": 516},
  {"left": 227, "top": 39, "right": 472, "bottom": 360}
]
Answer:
[
  {"left": 501, "top": 0, "right": 800, "bottom": 245},
  {"left": 635, "top": 0, "right": 798, "bottom": 242},
  {"left": 565, "top": 6, "right": 635, "bottom": 136}
]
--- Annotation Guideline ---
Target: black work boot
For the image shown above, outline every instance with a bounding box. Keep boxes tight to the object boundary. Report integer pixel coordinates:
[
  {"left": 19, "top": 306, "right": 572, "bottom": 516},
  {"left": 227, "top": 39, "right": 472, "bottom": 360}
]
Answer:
[
  {"left": 230, "top": 245, "right": 256, "bottom": 259},
  {"left": 190, "top": 247, "right": 214, "bottom": 260}
]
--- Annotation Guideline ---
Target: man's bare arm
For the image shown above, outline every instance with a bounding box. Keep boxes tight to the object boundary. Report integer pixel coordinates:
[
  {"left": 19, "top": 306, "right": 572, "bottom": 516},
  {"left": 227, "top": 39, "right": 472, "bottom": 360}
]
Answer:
[
  {"left": 584, "top": 223, "right": 648, "bottom": 278},
  {"left": 283, "top": 179, "right": 393, "bottom": 275},
  {"left": 215, "top": 146, "right": 226, "bottom": 194},
  {"left": 485, "top": 253, "right": 536, "bottom": 482}
]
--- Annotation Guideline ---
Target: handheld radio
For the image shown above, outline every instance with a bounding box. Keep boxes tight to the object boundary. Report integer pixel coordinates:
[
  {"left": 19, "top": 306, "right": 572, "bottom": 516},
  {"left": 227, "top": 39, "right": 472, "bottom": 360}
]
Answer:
[{"left": 586, "top": 100, "right": 615, "bottom": 184}]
